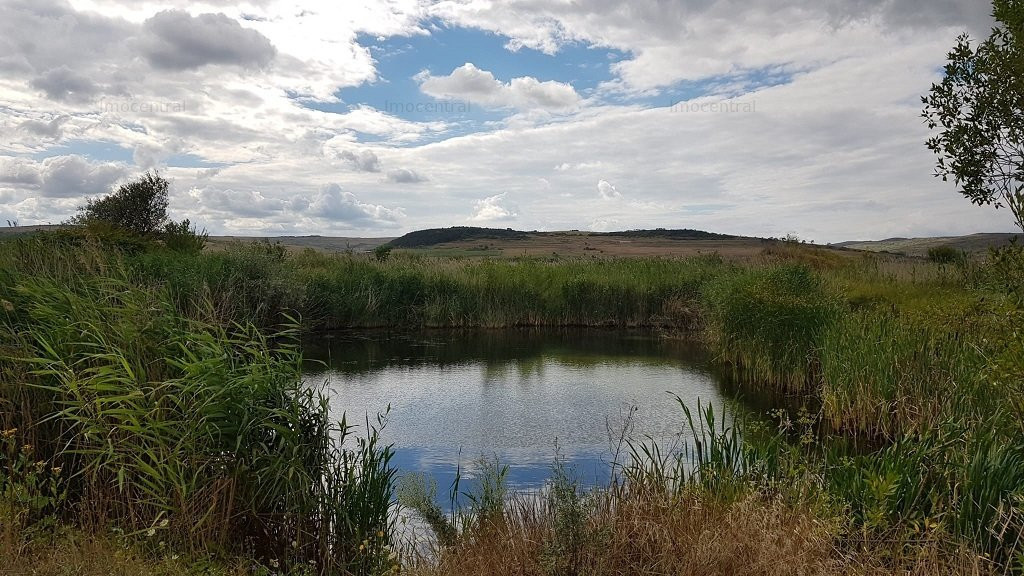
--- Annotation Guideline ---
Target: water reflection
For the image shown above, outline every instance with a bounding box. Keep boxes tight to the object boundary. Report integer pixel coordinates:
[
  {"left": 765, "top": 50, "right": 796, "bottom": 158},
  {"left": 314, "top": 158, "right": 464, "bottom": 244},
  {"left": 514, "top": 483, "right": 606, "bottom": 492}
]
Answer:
[{"left": 302, "top": 329, "right": 731, "bottom": 498}]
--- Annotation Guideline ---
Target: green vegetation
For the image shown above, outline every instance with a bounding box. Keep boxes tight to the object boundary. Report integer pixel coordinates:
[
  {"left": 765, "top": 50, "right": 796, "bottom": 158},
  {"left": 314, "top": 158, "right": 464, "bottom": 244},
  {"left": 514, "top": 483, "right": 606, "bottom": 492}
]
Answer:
[
  {"left": 1, "top": 240, "right": 398, "bottom": 575},
  {"left": 927, "top": 244, "right": 965, "bottom": 263},
  {"left": 3, "top": 213, "right": 1024, "bottom": 573},
  {"left": 923, "top": 0, "right": 1024, "bottom": 231},
  {"left": 386, "top": 226, "right": 528, "bottom": 248}
]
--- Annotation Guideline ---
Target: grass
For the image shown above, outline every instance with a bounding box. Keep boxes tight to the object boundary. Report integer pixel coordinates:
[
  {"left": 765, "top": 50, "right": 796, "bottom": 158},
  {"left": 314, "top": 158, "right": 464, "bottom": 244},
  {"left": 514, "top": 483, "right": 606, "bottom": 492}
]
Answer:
[
  {"left": 2, "top": 229, "right": 1024, "bottom": 574},
  {"left": 0, "top": 240, "right": 399, "bottom": 575}
]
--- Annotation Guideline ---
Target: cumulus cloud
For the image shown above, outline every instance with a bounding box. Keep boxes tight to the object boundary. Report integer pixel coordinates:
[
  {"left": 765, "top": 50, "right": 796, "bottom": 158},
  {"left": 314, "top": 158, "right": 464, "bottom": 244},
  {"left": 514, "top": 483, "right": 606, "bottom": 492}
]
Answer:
[
  {"left": 18, "top": 116, "right": 70, "bottom": 139},
  {"left": 419, "top": 63, "right": 581, "bottom": 111},
  {"left": 385, "top": 168, "right": 426, "bottom": 183},
  {"left": 140, "top": 10, "right": 277, "bottom": 71},
  {"left": 428, "top": 0, "right": 992, "bottom": 93},
  {"left": 0, "top": 157, "right": 43, "bottom": 188},
  {"left": 29, "top": 66, "right": 101, "bottom": 103},
  {"left": 339, "top": 149, "right": 382, "bottom": 172},
  {"left": 194, "top": 187, "right": 290, "bottom": 218},
  {"left": 0, "top": 0, "right": 1013, "bottom": 240},
  {"left": 597, "top": 180, "right": 621, "bottom": 200},
  {"left": 311, "top": 184, "right": 402, "bottom": 226},
  {"left": 0, "top": 155, "right": 126, "bottom": 199},
  {"left": 469, "top": 193, "right": 518, "bottom": 222}
]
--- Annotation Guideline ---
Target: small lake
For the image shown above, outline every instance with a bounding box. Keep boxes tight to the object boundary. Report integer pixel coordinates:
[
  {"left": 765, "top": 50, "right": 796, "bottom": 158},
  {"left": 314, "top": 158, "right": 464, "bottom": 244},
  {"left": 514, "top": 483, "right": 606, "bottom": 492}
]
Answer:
[{"left": 302, "top": 329, "right": 739, "bottom": 497}]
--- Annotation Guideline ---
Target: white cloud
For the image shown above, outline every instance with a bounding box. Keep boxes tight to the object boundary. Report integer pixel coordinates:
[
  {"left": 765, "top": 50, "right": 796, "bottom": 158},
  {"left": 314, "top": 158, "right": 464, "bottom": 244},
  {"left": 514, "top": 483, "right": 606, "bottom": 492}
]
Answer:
[
  {"left": 0, "top": 0, "right": 1014, "bottom": 241},
  {"left": 597, "top": 179, "right": 621, "bottom": 200},
  {"left": 339, "top": 149, "right": 382, "bottom": 172},
  {"left": 0, "top": 155, "right": 126, "bottom": 199},
  {"left": 468, "top": 193, "right": 518, "bottom": 223},
  {"left": 385, "top": 168, "right": 426, "bottom": 183},
  {"left": 419, "top": 63, "right": 581, "bottom": 111},
  {"left": 311, "top": 183, "right": 403, "bottom": 226}
]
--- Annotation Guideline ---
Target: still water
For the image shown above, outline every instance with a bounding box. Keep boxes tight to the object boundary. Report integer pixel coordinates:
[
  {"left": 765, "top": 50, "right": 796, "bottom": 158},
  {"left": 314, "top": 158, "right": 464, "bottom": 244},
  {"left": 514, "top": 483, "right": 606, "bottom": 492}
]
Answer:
[{"left": 302, "top": 329, "right": 735, "bottom": 495}]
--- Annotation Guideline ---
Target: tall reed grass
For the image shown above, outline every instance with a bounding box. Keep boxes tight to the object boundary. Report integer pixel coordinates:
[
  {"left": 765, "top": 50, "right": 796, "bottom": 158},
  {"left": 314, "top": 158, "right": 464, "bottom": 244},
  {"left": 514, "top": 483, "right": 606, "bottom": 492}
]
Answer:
[{"left": 0, "top": 241, "right": 399, "bottom": 574}]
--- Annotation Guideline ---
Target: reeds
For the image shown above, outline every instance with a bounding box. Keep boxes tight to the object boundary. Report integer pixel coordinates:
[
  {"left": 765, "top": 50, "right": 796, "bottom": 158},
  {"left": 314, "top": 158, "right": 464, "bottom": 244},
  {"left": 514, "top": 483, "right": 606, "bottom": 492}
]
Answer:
[{"left": 0, "top": 242, "right": 398, "bottom": 574}]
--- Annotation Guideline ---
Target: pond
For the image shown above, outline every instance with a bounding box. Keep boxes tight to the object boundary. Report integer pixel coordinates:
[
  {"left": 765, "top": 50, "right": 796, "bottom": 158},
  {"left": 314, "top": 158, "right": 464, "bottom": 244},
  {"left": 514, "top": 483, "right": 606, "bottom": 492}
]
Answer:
[{"left": 302, "top": 329, "right": 741, "bottom": 498}]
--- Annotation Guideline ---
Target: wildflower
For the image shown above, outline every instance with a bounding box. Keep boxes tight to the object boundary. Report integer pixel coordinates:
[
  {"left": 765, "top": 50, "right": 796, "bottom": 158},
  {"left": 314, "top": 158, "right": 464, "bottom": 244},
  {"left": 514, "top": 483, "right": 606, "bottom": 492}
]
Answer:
[
  {"left": 146, "top": 528, "right": 156, "bottom": 537},
  {"left": 1, "top": 428, "right": 15, "bottom": 439},
  {"left": 269, "top": 558, "right": 279, "bottom": 569},
  {"left": 21, "top": 444, "right": 32, "bottom": 455},
  {"left": 359, "top": 543, "right": 366, "bottom": 552},
  {"left": 51, "top": 467, "right": 62, "bottom": 476},
  {"left": 2, "top": 300, "right": 13, "bottom": 312},
  {"left": 159, "top": 518, "right": 169, "bottom": 528}
]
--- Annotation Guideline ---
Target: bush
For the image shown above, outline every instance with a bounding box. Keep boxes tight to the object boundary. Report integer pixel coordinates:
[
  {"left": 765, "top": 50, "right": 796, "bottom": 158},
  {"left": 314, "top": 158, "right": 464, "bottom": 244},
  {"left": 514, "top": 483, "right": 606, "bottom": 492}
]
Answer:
[
  {"left": 927, "top": 245, "right": 964, "bottom": 264},
  {"left": 161, "top": 219, "right": 207, "bottom": 254},
  {"left": 70, "top": 172, "right": 169, "bottom": 237}
]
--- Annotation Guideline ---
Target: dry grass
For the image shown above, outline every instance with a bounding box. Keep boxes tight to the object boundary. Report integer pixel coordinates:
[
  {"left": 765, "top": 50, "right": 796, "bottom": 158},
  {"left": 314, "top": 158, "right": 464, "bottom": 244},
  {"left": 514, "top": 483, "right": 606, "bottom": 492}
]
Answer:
[{"left": 406, "top": 489, "right": 991, "bottom": 576}]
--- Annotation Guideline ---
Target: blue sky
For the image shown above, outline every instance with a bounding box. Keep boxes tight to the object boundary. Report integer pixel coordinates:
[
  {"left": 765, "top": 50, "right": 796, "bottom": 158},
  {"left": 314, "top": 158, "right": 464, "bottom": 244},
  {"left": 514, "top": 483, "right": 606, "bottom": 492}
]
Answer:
[{"left": 0, "top": 0, "right": 1014, "bottom": 241}]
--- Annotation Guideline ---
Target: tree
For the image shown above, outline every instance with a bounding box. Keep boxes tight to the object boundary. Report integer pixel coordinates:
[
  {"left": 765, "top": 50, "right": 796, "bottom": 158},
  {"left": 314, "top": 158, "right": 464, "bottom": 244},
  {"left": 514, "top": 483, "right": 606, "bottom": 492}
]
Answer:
[
  {"left": 922, "top": 0, "right": 1024, "bottom": 231},
  {"left": 72, "top": 172, "right": 170, "bottom": 236},
  {"left": 373, "top": 244, "right": 393, "bottom": 263}
]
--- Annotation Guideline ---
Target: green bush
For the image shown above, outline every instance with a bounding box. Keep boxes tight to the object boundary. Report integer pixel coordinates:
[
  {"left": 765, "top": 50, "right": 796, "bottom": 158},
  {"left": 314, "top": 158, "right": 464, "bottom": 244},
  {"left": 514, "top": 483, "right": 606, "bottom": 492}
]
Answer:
[
  {"left": 927, "top": 245, "right": 964, "bottom": 264},
  {"left": 161, "top": 219, "right": 207, "bottom": 254}
]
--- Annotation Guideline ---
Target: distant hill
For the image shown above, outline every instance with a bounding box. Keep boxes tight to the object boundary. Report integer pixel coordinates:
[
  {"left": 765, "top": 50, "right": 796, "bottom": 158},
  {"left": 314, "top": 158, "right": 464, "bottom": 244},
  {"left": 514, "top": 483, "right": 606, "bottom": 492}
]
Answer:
[
  {"left": 387, "top": 227, "right": 529, "bottom": 248},
  {"left": 601, "top": 229, "right": 736, "bottom": 240},
  {"left": 0, "top": 225, "right": 69, "bottom": 237},
  {"left": 834, "top": 233, "right": 1019, "bottom": 257},
  {"left": 206, "top": 235, "right": 394, "bottom": 253},
  {"left": 387, "top": 226, "right": 736, "bottom": 248}
]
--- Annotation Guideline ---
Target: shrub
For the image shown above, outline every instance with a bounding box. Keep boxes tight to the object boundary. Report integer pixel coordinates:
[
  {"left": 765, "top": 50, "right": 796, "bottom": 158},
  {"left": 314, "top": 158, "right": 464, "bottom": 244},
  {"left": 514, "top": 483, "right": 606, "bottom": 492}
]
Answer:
[
  {"left": 70, "top": 172, "right": 169, "bottom": 237},
  {"left": 161, "top": 219, "right": 207, "bottom": 254},
  {"left": 927, "top": 245, "right": 964, "bottom": 264}
]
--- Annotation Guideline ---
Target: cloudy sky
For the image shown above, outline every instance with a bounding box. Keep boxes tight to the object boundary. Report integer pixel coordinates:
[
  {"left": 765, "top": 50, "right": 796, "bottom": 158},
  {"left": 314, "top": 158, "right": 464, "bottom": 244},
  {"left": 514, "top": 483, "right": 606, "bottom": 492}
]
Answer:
[{"left": 0, "top": 0, "right": 1014, "bottom": 242}]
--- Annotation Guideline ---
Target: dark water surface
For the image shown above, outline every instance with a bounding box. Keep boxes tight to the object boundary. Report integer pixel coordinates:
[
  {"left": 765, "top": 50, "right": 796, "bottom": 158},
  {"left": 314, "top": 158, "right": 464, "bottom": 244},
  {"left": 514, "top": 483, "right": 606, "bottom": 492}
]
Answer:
[{"left": 302, "top": 329, "right": 736, "bottom": 495}]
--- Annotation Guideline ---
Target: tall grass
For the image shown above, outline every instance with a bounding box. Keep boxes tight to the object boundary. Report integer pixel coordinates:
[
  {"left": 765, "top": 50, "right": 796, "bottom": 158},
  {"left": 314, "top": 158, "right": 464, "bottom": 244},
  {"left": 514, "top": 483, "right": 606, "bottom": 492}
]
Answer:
[
  {"left": 127, "top": 243, "right": 731, "bottom": 330},
  {"left": 702, "top": 264, "right": 840, "bottom": 392},
  {"left": 0, "top": 242, "right": 398, "bottom": 574},
  {"left": 406, "top": 399, "right": 997, "bottom": 575}
]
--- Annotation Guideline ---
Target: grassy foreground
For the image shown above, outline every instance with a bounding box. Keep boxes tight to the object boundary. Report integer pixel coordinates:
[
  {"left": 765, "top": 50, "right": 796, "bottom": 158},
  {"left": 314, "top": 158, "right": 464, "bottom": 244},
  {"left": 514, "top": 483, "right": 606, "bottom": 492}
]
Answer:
[{"left": 2, "top": 230, "right": 1024, "bottom": 574}]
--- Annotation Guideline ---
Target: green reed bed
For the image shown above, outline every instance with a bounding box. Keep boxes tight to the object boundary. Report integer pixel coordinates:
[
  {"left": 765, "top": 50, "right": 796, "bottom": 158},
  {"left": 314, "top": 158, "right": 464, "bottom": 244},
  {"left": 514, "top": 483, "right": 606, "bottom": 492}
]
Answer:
[
  {"left": 128, "top": 242, "right": 733, "bottom": 330},
  {"left": 0, "top": 243, "right": 399, "bottom": 575}
]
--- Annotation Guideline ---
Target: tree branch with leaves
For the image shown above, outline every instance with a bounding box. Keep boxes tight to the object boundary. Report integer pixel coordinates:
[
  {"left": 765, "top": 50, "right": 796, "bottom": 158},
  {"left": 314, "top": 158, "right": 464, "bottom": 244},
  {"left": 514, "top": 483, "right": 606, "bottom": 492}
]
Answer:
[{"left": 923, "top": 0, "right": 1024, "bottom": 232}]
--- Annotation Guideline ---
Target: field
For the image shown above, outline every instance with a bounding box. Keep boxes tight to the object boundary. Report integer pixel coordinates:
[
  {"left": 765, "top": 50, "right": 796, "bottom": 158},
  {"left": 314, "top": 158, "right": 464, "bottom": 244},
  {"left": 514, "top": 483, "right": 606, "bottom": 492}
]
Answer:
[
  {"left": 2, "top": 226, "right": 1024, "bottom": 575},
  {"left": 402, "top": 234, "right": 786, "bottom": 259},
  {"left": 836, "top": 232, "right": 1018, "bottom": 257}
]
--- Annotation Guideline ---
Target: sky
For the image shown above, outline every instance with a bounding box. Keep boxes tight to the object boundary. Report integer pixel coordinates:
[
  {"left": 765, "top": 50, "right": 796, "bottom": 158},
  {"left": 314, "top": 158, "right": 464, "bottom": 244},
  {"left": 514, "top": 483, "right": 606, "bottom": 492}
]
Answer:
[{"left": 0, "top": 0, "right": 1015, "bottom": 243}]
